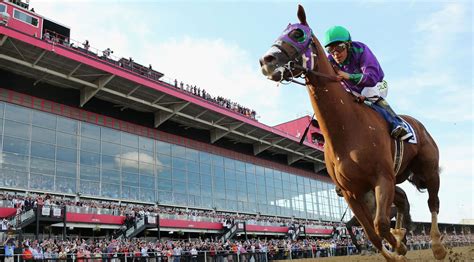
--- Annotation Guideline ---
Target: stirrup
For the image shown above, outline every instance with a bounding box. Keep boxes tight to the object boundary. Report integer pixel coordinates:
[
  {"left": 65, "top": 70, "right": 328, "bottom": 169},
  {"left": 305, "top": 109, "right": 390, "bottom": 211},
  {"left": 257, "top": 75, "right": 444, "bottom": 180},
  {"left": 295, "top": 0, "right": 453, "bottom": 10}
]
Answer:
[{"left": 391, "top": 126, "right": 412, "bottom": 140}]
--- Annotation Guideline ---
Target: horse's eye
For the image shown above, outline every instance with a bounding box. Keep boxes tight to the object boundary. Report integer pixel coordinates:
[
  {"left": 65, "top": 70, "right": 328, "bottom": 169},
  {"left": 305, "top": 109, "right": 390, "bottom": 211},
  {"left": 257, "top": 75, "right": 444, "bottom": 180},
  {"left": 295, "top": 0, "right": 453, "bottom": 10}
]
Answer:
[{"left": 290, "top": 29, "right": 306, "bottom": 43}]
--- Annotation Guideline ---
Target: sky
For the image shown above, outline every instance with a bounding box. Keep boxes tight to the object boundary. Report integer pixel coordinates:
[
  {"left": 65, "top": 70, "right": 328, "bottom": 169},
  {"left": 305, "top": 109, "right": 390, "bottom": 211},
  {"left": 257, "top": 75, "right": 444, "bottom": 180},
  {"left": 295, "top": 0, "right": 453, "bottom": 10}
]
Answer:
[{"left": 30, "top": 0, "right": 473, "bottom": 224}]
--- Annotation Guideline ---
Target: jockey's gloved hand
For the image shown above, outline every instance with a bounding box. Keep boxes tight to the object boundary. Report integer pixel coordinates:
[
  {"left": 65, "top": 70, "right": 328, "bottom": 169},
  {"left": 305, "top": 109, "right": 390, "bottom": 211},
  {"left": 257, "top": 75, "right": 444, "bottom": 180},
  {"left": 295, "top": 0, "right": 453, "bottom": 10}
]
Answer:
[{"left": 355, "top": 95, "right": 366, "bottom": 103}]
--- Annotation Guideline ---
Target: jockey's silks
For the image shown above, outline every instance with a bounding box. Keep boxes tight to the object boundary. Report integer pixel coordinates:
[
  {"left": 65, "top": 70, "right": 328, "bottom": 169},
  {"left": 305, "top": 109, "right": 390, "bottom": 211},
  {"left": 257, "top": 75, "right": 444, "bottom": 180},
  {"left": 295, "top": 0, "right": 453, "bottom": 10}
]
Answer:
[{"left": 328, "top": 41, "right": 384, "bottom": 94}]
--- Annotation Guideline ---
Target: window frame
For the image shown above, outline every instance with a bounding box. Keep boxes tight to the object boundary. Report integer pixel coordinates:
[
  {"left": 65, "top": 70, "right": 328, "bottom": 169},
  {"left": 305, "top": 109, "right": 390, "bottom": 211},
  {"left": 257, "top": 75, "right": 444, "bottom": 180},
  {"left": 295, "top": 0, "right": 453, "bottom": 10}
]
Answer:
[{"left": 12, "top": 9, "right": 39, "bottom": 27}]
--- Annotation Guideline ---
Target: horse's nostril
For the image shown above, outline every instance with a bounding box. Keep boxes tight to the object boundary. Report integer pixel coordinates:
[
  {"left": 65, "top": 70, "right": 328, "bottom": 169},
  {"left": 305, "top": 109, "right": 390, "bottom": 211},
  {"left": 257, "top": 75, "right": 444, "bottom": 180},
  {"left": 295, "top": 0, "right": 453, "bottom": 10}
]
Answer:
[{"left": 263, "top": 55, "right": 275, "bottom": 63}]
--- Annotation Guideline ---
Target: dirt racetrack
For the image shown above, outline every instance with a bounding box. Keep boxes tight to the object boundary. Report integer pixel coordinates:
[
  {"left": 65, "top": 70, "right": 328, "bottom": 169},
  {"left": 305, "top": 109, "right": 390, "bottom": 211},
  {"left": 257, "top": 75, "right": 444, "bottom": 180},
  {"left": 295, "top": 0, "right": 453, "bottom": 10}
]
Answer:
[{"left": 291, "top": 246, "right": 474, "bottom": 261}]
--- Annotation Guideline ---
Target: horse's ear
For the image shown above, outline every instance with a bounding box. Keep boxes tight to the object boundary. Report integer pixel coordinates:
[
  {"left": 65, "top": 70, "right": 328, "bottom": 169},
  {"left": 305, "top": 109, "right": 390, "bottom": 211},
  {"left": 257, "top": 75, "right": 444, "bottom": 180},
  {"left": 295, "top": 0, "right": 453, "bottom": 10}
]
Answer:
[{"left": 297, "top": 4, "right": 308, "bottom": 25}]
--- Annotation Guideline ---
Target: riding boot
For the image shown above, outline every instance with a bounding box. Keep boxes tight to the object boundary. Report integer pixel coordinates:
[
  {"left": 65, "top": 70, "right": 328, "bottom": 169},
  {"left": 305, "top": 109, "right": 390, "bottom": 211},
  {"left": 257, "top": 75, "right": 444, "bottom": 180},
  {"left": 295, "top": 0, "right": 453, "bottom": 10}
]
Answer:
[{"left": 372, "top": 98, "right": 413, "bottom": 141}]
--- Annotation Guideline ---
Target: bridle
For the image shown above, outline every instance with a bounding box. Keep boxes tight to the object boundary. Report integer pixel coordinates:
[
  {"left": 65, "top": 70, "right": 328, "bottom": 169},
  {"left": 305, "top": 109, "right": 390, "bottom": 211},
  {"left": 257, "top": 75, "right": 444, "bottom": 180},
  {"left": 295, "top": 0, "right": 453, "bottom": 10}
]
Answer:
[{"left": 271, "top": 24, "right": 340, "bottom": 86}]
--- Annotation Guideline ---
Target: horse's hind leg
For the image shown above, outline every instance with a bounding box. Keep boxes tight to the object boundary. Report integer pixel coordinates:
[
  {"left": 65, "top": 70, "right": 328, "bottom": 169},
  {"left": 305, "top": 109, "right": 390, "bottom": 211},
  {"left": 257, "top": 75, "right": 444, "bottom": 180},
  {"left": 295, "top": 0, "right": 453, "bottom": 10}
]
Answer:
[
  {"left": 425, "top": 171, "right": 447, "bottom": 260},
  {"left": 390, "top": 186, "right": 409, "bottom": 255}
]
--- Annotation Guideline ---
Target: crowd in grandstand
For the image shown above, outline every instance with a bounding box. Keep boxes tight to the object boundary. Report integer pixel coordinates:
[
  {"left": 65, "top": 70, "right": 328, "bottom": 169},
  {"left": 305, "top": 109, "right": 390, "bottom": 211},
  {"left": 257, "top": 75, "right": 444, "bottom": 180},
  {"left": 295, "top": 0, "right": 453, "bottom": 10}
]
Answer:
[
  {"left": 1, "top": 233, "right": 472, "bottom": 260},
  {"left": 1, "top": 191, "right": 473, "bottom": 260},
  {"left": 0, "top": 192, "right": 337, "bottom": 230},
  {"left": 39, "top": 30, "right": 258, "bottom": 121}
]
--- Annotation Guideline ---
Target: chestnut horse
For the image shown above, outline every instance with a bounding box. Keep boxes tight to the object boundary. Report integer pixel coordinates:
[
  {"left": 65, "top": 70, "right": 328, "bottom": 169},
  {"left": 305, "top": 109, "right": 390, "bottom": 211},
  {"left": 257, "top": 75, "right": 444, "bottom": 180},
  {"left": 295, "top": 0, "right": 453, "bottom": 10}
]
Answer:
[{"left": 259, "top": 5, "right": 446, "bottom": 261}]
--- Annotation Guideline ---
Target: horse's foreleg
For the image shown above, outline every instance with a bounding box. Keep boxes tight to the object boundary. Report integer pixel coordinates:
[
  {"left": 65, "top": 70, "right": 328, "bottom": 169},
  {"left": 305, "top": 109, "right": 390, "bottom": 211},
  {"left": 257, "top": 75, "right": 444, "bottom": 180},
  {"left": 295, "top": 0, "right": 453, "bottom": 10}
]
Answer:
[
  {"left": 374, "top": 176, "right": 407, "bottom": 261},
  {"left": 343, "top": 193, "right": 405, "bottom": 261}
]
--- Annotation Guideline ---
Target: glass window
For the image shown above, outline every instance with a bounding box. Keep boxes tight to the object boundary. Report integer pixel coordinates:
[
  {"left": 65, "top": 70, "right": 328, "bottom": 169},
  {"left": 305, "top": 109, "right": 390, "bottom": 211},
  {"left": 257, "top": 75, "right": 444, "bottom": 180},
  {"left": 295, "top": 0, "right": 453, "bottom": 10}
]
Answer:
[
  {"left": 245, "top": 163, "right": 255, "bottom": 174},
  {"left": 102, "top": 142, "right": 121, "bottom": 156},
  {"left": 121, "top": 132, "right": 138, "bottom": 148},
  {"left": 201, "top": 185, "right": 212, "bottom": 197},
  {"left": 199, "top": 152, "right": 211, "bottom": 164},
  {"left": 32, "top": 126, "right": 56, "bottom": 144},
  {"left": 30, "top": 157, "right": 55, "bottom": 175},
  {"left": 225, "top": 169, "right": 236, "bottom": 180},
  {"left": 55, "top": 176, "right": 76, "bottom": 194},
  {"left": 172, "top": 158, "right": 186, "bottom": 170},
  {"left": 173, "top": 168, "right": 186, "bottom": 181},
  {"left": 80, "top": 151, "right": 100, "bottom": 167},
  {"left": 56, "top": 147, "right": 76, "bottom": 163},
  {"left": 1, "top": 152, "right": 28, "bottom": 172},
  {"left": 187, "top": 160, "right": 199, "bottom": 173},
  {"left": 187, "top": 172, "right": 200, "bottom": 184},
  {"left": 4, "top": 120, "right": 30, "bottom": 139},
  {"left": 31, "top": 142, "right": 55, "bottom": 159},
  {"left": 211, "top": 154, "right": 223, "bottom": 166},
  {"left": 173, "top": 193, "right": 187, "bottom": 205},
  {"left": 1, "top": 170, "right": 27, "bottom": 188},
  {"left": 30, "top": 174, "right": 54, "bottom": 190},
  {"left": 158, "top": 191, "right": 172, "bottom": 204},
  {"left": 139, "top": 162, "right": 154, "bottom": 176},
  {"left": 139, "top": 189, "right": 155, "bottom": 202},
  {"left": 139, "top": 151, "right": 154, "bottom": 164},
  {"left": 171, "top": 144, "right": 186, "bottom": 158},
  {"left": 157, "top": 179, "right": 172, "bottom": 191},
  {"left": 200, "top": 174, "right": 212, "bottom": 185},
  {"left": 13, "top": 10, "right": 39, "bottom": 26},
  {"left": 32, "top": 111, "right": 56, "bottom": 129},
  {"left": 186, "top": 148, "right": 199, "bottom": 161},
  {"left": 213, "top": 166, "right": 224, "bottom": 178},
  {"left": 156, "top": 154, "right": 171, "bottom": 167},
  {"left": 123, "top": 172, "right": 138, "bottom": 187},
  {"left": 224, "top": 158, "right": 235, "bottom": 170},
  {"left": 122, "top": 159, "right": 138, "bottom": 173},
  {"left": 172, "top": 182, "right": 187, "bottom": 194},
  {"left": 235, "top": 161, "right": 245, "bottom": 172},
  {"left": 139, "top": 175, "right": 155, "bottom": 189},
  {"left": 101, "top": 127, "right": 120, "bottom": 143},
  {"left": 157, "top": 166, "right": 172, "bottom": 180},
  {"left": 102, "top": 183, "right": 120, "bottom": 199},
  {"left": 188, "top": 183, "right": 200, "bottom": 195},
  {"left": 81, "top": 137, "right": 100, "bottom": 153},
  {"left": 102, "top": 155, "right": 120, "bottom": 170},
  {"left": 81, "top": 122, "right": 100, "bottom": 139},
  {"left": 121, "top": 146, "right": 138, "bottom": 160},
  {"left": 226, "top": 179, "right": 237, "bottom": 191},
  {"left": 102, "top": 169, "right": 121, "bottom": 184},
  {"left": 80, "top": 165, "right": 100, "bottom": 181},
  {"left": 3, "top": 136, "right": 29, "bottom": 155},
  {"left": 5, "top": 104, "right": 30, "bottom": 123},
  {"left": 57, "top": 132, "right": 77, "bottom": 148},
  {"left": 123, "top": 186, "right": 139, "bottom": 200},
  {"left": 156, "top": 141, "right": 171, "bottom": 155},
  {"left": 56, "top": 161, "right": 77, "bottom": 178},
  {"left": 139, "top": 136, "right": 154, "bottom": 152},
  {"left": 57, "top": 117, "right": 77, "bottom": 134},
  {"left": 236, "top": 171, "right": 246, "bottom": 182},
  {"left": 200, "top": 163, "right": 211, "bottom": 175},
  {"left": 80, "top": 180, "right": 100, "bottom": 196},
  {"left": 0, "top": 5, "right": 5, "bottom": 13}
]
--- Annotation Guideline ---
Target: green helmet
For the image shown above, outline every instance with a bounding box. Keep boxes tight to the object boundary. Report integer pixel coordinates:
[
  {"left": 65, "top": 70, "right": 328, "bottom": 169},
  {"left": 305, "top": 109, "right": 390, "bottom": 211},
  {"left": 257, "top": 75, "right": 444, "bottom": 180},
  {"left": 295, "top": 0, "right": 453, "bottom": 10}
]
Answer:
[{"left": 323, "top": 26, "right": 351, "bottom": 47}]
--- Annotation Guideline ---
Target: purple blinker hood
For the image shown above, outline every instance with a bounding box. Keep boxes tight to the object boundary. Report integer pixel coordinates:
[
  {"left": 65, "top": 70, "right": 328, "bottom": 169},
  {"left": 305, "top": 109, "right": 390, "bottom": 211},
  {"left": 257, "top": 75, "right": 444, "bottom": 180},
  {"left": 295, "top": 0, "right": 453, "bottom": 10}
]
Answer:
[{"left": 275, "top": 23, "right": 314, "bottom": 70}]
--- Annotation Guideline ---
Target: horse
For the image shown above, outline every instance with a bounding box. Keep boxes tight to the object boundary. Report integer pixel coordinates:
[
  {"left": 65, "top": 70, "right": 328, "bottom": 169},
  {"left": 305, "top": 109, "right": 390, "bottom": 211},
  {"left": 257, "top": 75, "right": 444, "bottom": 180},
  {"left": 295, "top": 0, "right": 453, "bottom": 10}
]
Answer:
[{"left": 259, "top": 5, "right": 446, "bottom": 261}]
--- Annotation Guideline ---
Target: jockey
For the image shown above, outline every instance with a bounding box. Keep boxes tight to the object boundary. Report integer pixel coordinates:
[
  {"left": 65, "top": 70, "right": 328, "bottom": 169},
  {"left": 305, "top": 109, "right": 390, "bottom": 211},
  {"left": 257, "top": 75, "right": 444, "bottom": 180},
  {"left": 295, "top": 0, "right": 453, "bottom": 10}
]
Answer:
[{"left": 323, "top": 25, "right": 412, "bottom": 141}]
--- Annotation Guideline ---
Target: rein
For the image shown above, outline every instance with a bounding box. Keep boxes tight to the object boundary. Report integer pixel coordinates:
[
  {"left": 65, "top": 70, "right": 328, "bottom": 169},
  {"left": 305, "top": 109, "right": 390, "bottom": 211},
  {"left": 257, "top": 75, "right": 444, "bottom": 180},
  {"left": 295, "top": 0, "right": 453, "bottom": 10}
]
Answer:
[{"left": 275, "top": 35, "right": 340, "bottom": 85}]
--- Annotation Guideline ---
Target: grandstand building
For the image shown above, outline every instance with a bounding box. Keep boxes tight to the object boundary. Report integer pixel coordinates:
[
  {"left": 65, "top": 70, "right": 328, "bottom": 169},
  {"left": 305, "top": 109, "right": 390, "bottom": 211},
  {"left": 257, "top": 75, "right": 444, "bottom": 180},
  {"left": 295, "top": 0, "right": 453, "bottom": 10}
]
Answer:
[{"left": 0, "top": 0, "right": 351, "bottom": 238}]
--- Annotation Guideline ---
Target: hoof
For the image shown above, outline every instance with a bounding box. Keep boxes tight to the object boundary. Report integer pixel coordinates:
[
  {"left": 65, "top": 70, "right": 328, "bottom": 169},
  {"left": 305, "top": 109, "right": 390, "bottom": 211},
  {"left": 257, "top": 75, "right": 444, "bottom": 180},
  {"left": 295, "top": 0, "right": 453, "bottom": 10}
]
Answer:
[
  {"left": 432, "top": 242, "right": 447, "bottom": 260},
  {"left": 397, "top": 242, "right": 408, "bottom": 256},
  {"left": 394, "top": 254, "right": 408, "bottom": 262},
  {"left": 391, "top": 228, "right": 407, "bottom": 240}
]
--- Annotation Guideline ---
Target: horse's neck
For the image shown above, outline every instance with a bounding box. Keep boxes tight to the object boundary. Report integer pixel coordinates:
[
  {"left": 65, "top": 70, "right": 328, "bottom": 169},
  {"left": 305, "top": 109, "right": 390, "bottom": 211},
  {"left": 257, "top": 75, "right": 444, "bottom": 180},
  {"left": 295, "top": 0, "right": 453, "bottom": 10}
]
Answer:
[{"left": 306, "top": 75, "right": 360, "bottom": 150}]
